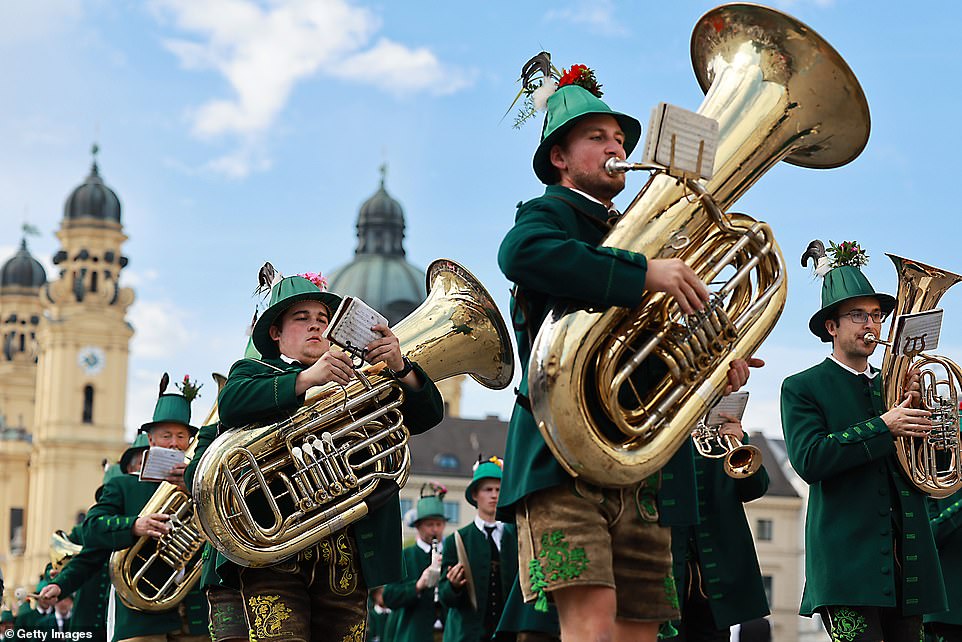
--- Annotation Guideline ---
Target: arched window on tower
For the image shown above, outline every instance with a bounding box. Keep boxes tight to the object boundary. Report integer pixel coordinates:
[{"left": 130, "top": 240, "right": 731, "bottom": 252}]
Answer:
[
  {"left": 90, "top": 271, "right": 98, "bottom": 293},
  {"left": 82, "top": 385, "right": 94, "bottom": 424}
]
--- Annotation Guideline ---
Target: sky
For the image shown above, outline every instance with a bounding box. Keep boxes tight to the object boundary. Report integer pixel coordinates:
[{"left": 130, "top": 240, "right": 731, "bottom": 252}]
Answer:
[{"left": 2, "top": 0, "right": 961, "bottom": 443}]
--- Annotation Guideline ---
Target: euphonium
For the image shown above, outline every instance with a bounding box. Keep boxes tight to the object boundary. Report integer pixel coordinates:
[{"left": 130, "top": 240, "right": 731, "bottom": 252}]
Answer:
[
  {"left": 868, "top": 254, "right": 962, "bottom": 498},
  {"left": 528, "top": 4, "right": 871, "bottom": 486},
  {"left": 109, "top": 373, "right": 226, "bottom": 612},
  {"left": 194, "top": 259, "right": 513, "bottom": 567},
  {"left": 50, "top": 530, "right": 82, "bottom": 573},
  {"left": 691, "top": 420, "right": 762, "bottom": 479}
]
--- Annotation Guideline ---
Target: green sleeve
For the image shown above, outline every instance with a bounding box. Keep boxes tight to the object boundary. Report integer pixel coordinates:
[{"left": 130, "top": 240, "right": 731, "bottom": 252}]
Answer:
[
  {"left": 498, "top": 201, "right": 648, "bottom": 308},
  {"left": 734, "top": 435, "right": 770, "bottom": 503},
  {"left": 930, "top": 497, "right": 962, "bottom": 545},
  {"left": 399, "top": 364, "right": 444, "bottom": 437},
  {"left": 184, "top": 423, "right": 218, "bottom": 490},
  {"left": 781, "top": 377, "right": 894, "bottom": 484},
  {"left": 82, "top": 479, "right": 138, "bottom": 550},
  {"left": 438, "top": 533, "right": 467, "bottom": 609},
  {"left": 382, "top": 550, "right": 422, "bottom": 609},
  {"left": 218, "top": 359, "right": 302, "bottom": 428},
  {"left": 53, "top": 546, "right": 111, "bottom": 595}
]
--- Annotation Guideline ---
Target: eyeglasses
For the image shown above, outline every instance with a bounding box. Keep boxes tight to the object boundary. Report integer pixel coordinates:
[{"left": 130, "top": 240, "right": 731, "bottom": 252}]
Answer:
[{"left": 838, "top": 310, "right": 885, "bottom": 324}]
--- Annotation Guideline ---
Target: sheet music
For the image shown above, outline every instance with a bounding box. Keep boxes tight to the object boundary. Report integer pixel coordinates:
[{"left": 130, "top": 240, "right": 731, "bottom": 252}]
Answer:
[
  {"left": 138, "top": 446, "right": 185, "bottom": 482},
  {"left": 891, "top": 308, "right": 943, "bottom": 356},
  {"left": 706, "top": 391, "right": 749, "bottom": 426},
  {"left": 643, "top": 102, "right": 718, "bottom": 179},
  {"left": 322, "top": 296, "right": 389, "bottom": 360}
]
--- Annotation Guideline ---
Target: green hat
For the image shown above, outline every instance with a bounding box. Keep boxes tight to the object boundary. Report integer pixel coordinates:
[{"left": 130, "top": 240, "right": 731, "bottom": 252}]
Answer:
[
  {"left": 252, "top": 276, "right": 343, "bottom": 359},
  {"left": 414, "top": 496, "right": 447, "bottom": 524},
  {"left": 140, "top": 373, "right": 198, "bottom": 435},
  {"left": 465, "top": 456, "right": 504, "bottom": 507},
  {"left": 809, "top": 265, "right": 896, "bottom": 342},
  {"left": 533, "top": 84, "right": 641, "bottom": 185},
  {"left": 119, "top": 433, "right": 150, "bottom": 473},
  {"left": 1, "top": 610, "right": 13, "bottom": 623}
]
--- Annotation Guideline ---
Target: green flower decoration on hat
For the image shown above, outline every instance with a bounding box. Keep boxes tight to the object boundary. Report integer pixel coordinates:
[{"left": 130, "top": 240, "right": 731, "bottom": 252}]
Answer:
[
  {"left": 140, "top": 373, "right": 198, "bottom": 435},
  {"left": 413, "top": 482, "right": 448, "bottom": 524},
  {"left": 508, "top": 52, "right": 641, "bottom": 185},
  {"left": 250, "top": 265, "right": 342, "bottom": 359},
  {"left": 801, "top": 239, "right": 896, "bottom": 342},
  {"left": 465, "top": 455, "right": 504, "bottom": 507}
]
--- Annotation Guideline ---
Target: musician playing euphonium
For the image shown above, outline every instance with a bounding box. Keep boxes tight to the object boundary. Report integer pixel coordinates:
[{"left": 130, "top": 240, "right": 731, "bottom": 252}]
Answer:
[
  {"left": 781, "top": 241, "right": 946, "bottom": 642},
  {"left": 212, "top": 271, "right": 443, "bottom": 642},
  {"left": 43, "top": 376, "right": 209, "bottom": 642},
  {"left": 497, "top": 60, "right": 760, "bottom": 642}
]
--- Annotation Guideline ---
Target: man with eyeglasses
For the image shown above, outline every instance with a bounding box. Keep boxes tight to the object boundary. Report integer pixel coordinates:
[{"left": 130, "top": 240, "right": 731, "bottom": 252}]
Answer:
[{"left": 780, "top": 245, "right": 947, "bottom": 642}]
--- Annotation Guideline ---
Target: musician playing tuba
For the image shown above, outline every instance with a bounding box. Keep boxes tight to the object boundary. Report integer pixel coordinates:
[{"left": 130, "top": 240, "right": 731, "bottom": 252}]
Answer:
[
  {"left": 781, "top": 241, "right": 946, "bottom": 641},
  {"left": 497, "top": 61, "right": 760, "bottom": 642},
  {"left": 211, "top": 271, "right": 444, "bottom": 642},
  {"left": 42, "top": 377, "right": 210, "bottom": 642}
]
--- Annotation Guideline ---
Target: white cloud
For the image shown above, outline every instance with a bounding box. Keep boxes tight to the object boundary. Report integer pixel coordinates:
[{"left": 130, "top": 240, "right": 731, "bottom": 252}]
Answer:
[
  {"left": 546, "top": 0, "right": 628, "bottom": 37},
  {"left": 129, "top": 298, "right": 193, "bottom": 359},
  {"left": 150, "top": 0, "right": 472, "bottom": 177}
]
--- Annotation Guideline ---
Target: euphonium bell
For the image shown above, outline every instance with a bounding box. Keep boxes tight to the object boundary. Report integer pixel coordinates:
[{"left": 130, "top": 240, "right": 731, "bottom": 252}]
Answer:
[
  {"left": 194, "top": 259, "right": 513, "bottom": 567},
  {"left": 528, "top": 4, "right": 870, "bottom": 486},
  {"left": 109, "top": 373, "right": 226, "bottom": 612},
  {"left": 49, "top": 530, "right": 82, "bottom": 572},
  {"left": 867, "top": 254, "right": 962, "bottom": 498}
]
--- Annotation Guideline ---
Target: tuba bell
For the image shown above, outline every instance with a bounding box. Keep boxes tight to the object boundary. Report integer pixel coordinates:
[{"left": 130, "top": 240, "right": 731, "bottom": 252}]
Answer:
[
  {"left": 50, "top": 530, "right": 82, "bottom": 573},
  {"left": 527, "top": 4, "right": 871, "bottom": 486},
  {"left": 193, "top": 259, "right": 513, "bottom": 567},
  {"left": 867, "top": 254, "right": 962, "bottom": 498},
  {"left": 109, "top": 373, "right": 226, "bottom": 612}
]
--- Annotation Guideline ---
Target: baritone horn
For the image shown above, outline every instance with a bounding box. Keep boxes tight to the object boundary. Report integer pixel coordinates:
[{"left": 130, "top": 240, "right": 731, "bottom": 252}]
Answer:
[
  {"left": 866, "top": 254, "right": 962, "bottom": 498},
  {"left": 527, "top": 4, "right": 870, "bottom": 486},
  {"left": 109, "top": 373, "right": 226, "bottom": 612},
  {"left": 194, "top": 259, "right": 513, "bottom": 567}
]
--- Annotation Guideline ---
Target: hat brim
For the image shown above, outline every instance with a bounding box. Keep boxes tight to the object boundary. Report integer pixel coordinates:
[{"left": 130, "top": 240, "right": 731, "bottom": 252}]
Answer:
[
  {"left": 809, "top": 293, "right": 897, "bottom": 342},
  {"left": 252, "top": 291, "right": 343, "bottom": 359},
  {"left": 138, "top": 420, "right": 198, "bottom": 436},
  {"left": 533, "top": 111, "right": 642, "bottom": 185},
  {"left": 119, "top": 446, "right": 149, "bottom": 473}
]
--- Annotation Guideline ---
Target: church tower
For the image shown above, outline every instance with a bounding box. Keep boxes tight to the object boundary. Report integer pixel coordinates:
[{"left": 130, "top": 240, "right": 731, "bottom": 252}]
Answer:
[{"left": 21, "top": 146, "right": 135, "bottom": 574}]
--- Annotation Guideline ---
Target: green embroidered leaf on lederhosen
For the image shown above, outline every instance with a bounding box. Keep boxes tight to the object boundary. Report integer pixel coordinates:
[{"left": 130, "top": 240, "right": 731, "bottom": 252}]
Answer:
[
  {"left": 829, "top": 607, "right": 867, "bottom": 642},
  {"left": 663, "top": 574, "right": 679, "bottom": 610},
  {"left": 528, "top": 530, "right": 589, "bottom": 612}
]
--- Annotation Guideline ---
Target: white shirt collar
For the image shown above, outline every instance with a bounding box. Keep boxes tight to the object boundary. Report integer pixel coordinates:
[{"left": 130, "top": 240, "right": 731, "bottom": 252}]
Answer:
[
  {"left": 279, "top": 354, "right": 298, "bottom": 365},
  {"left": 563, "top": 186, "right": 616, "bottom": 211},
  {"left": 415, "top": 537, "right": 434, "bottom": 554},
  {"left": 474, "top": 516, "right": 503, "bottom": 549},
  {"left": 829, "top": 355, "right": 878, "bottom": 379}
]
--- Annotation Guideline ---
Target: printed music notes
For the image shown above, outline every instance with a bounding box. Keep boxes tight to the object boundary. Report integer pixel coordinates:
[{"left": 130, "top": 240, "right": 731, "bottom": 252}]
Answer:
[
  {"left": 139, "top": 446, "right": 186, "bottom": 483},
  {"left": 706, "top": 391, "right": 749, "bottom": 427},
  {"left": 323, "top": 296, "right": 389, "bottom": 362},
  {"left": 891, "top": 308, "right": 944, "bottom": 357}
]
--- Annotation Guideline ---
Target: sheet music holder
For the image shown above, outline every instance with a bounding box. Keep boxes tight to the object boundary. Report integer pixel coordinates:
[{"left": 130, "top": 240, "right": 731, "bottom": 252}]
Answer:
[
  {"left": 322, "top": 296, "right": 389, "bottom": 362},
  {"left": 642, "top": 102, "right": 719, "bottom": 180},
  {"left": 890, "top": 308, "right": 943, "bottom": 357},
  {"left": 139, "top": 446, "right": 185, "bottom": 483},
  {"left": 706, "top": 391, "right": 749, "bottom": 427}
]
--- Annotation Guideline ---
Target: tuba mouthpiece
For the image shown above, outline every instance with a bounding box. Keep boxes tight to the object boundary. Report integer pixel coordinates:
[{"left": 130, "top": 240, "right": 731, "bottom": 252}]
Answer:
[{"left": 605, "top": 158, "right": 634, "bottom": 175}]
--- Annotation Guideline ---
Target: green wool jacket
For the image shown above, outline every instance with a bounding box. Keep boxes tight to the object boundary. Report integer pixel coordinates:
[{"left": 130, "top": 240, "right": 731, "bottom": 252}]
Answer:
[
  {"left": 670, "top": 443, "right": 770, "bottom": 629},
  {"left": 52, "top": 525, "right": 110, "bottom": 641},
  {"left": 924, "top": 491, "right": 962, "bottom": 626},
  {"left": 214, "top": 356, "right": 444, "bottom": 588},
  {"left": 382, "top": 542, "right": 443, "bottom": 642},
  {"left": 438, "top": 523, "right": 518, "bottom": 642},
  {"left": 781, "top": 358, "right": 946, "bottom": 615},
  {"left": 182, "top": 422, "right": 224, "bottom": 591},
  {"left": 82, "top": 473, "right": 209, "bottom": 641},
  {"left": 496, "top": 185, "right": 652, "bottom": 514}
]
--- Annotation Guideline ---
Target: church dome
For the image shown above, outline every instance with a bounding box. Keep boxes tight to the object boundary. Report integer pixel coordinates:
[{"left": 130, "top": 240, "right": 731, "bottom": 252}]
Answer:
[
  {"left": 1, "top": 238, "right": 46, "bottom": 290},
  {"left": 64, "top": 147, "right": 121, "bottom": 223},
  {"left": 327, "top": 167, "right": 426, "bottom": 325}
]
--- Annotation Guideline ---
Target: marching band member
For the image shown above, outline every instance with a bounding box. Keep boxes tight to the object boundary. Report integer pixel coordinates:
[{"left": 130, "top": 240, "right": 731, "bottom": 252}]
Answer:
[
  {"left": 383, "top": 488, "right": 449, "bottom": 642},
  {"left": 665, "top": 414, "right": 770, "bottom": 641},
  {"left": 497, "top": 61, "right": 759, "bottom": 642},
  {"left": 66, "top": 377, "right": 209, "bottom": 642},
  {"left": 439, "top": 456, "right": 518, "bottom": 642},
  {"left": 780, "top": 241, "right": 946, "bottom": 642},
  {"left": 213, "top": 272, "right": 443, "bottom": 642}
]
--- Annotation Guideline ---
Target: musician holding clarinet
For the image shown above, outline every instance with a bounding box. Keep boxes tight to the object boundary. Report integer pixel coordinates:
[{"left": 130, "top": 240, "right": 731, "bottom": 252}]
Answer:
[
  {"left": 212, "top": 271, "right": 444, "bottom": 642},
  {"left": 497, "top": 60, "right": 759, "bottom": 642},
  {"left": 780, "top": 241, "right": 946, "bottom": 642}
]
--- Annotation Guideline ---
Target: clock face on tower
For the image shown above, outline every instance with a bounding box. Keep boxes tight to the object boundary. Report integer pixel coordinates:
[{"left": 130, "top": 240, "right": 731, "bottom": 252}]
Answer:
[{"left": 77, "top": 346, "right": 106, "bottom": 376}]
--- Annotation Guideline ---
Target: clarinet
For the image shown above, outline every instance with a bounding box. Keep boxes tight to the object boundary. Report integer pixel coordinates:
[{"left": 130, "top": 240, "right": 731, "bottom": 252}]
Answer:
[{"left": 431, "top": 537, "right": 443, "bottom": 631}]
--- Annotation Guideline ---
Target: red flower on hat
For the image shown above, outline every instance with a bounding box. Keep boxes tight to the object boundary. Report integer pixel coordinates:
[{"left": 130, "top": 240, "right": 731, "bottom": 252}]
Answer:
[
  {"left": 298, "top": 271, "right": 329, "bottom": 290},
  {"left": 557, "top": 64, "right": 603, "bottom": 98}
]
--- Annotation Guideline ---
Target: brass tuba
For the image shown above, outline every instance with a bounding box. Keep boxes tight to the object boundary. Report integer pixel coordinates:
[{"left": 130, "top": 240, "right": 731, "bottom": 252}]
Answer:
[
  {"left": 193, "top": 259, "right": 513, "bottom": 567},
  {"left": 528, "top": 4, "right": 871, "bottom": 486},
  {"left": 109, "top": 373, "right": 226, "bottom": 612},
  {"left": 868, "top": 254, "right": 962, "bottom": 498},
  {"left": 50, "top": 530, "right": 82, "bottom": 573}
]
